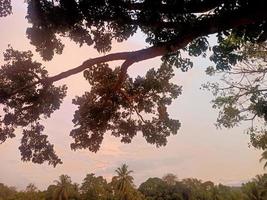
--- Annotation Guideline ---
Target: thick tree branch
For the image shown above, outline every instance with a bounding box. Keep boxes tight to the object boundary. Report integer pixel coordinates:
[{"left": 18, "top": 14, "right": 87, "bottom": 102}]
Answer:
[
  {"left": 47, "top": 7, "right": 267, "bottom": 84},
  {"left": 3, "top": 6, "right": 266, "bottom": 102}
]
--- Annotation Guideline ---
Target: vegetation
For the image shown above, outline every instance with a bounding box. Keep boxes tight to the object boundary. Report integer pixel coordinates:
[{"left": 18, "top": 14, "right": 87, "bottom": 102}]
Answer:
[
  {"left": 0, "top": 0, "right": 267, "bottom": 166},
  {"left": 0, "top": 164, "right": 266, "bottom": 200},
  {"left": 203, "top": 41, "right": 267, "bottom": 167}
]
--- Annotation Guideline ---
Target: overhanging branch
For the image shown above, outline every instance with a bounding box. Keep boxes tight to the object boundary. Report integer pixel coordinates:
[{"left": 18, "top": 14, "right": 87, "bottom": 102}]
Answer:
[{"left": 47, "top": 7, "right": 267, "bottom": 84}]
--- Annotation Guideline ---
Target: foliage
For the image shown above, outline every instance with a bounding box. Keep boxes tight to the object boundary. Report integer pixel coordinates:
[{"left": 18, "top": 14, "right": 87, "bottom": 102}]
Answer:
[
  {"left": 0, "top": 183, "right": 45, "bottom": 200},
  {"left": 203, "top": 41, "right": 267, "bottom": 167},
  {"left": 0, "top": 0, "right": 267, "bottom": 165},
  {"left": 0, "top": 164, "right": 266, "bottom": 200},
  {"left": 162, "top": 173, "right": 178, "bottom": 186},
  {"left": 71, "top": 62, "right": 181, "bottom": 152},
  {"left": 80, "top": 173, "right": 109, "bottom": 200},
  {"left": 0, "top": 183, "right": 17, "bottom": 200},
  {"left": 139, "top": 175, "right": 245, "bottom": 200},
  {"left": 0, "top": 47, "right": 66, "bottom": 166},
  {"left": 139, "top": 177, "right": 174, "bottom": 199},
  {"left": 0, "top": 0, "right": 11, "bottom": 17},
  {"left": 112, "top": 164, "right": 137, "bottom": 200},
  {"left": 242, "top": 174, "right": 267, "bottom": 200},
  {"left": 53, "top": 174, "right": 75, "bottom": 200},
  {"left": 24, "top": 0, "right": 266, "bottom": 61}
]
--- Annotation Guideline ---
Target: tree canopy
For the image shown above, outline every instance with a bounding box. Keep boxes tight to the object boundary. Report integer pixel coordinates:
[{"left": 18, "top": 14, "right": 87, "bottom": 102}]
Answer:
[{"left": 0, "top": 0, "right": 267, "bottom": 166}]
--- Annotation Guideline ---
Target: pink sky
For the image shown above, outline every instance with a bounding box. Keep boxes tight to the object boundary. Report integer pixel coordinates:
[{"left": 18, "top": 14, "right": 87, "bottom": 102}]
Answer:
[{"left": 0, "top": 1, "right": 265, "bottom": 190}]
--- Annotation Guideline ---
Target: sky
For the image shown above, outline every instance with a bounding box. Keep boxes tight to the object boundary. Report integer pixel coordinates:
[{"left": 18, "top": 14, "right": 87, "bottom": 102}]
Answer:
[{"left": 0, "top": 1, "right": 265, "bottom": 190}]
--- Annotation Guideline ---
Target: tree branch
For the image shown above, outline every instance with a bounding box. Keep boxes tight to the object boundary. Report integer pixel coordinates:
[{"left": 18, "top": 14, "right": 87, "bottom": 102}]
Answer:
[
  {"left": 3, "top": 6, "right": 266, "bottom": 103},
  {"left": 46, "top": 7, "right": 267, "bottom": 84}
]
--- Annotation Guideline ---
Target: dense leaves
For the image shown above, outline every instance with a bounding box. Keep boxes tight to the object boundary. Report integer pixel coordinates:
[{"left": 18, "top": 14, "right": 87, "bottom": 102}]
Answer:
[
  {"left": 0, "top": 0, "right": 11, "bottom": 17},
  {"left": 25, "top": 0, "right": 267, "bottom": 63},
  {"left": 0, "top": 0, "right": 267, "bottom": 165},
  {"left": 19, "top": 123, "right": 62, "bottom": 167},
  {"left": 0, "top": 47, "right": 67, "bottom": 166},
  {"left": 71, "top": 62, "right": 181, "bottom": 152},
  {"left": 80, "top": 173, "right": 109, "bottom": 200}
]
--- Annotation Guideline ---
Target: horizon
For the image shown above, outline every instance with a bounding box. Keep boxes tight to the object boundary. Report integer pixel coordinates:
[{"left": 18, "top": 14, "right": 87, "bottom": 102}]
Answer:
[{"left": 0, "top": 167, "right": 255, "bottom": 191}]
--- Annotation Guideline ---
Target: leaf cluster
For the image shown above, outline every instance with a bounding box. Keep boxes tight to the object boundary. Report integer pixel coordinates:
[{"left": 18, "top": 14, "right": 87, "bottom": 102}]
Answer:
[
  {"left": 0, "top": 0, "right": 11, "bottom": 17},
  {"left": 71, "top": 62, "right": 181, "bottom": 152},
  {"left": 0, "top": 47, "right": 67, "bottom": 166},
  {"left": 203, "top": 42, "right": 267, "bottom": 168}
]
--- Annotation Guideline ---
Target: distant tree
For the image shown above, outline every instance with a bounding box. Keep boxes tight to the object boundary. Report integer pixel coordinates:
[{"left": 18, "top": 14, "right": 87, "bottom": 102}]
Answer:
[
  {"left": 80, "top": 173, "right": 109, "bottom": 200},
  {"left": 139, "top": 177, "right": 167, "bottom": 199},
  {"left": 23, "top": 183, "right": 41, "bottom": 200},
  {"left": 0, "top": 172, "right": 267, "bottom": 200},
  {"left": 202, "top": 181, "right": 215, "bottom": 190},
  {"left": 69, "top": 183, "right": 80, "bottom": 200},
  {"left": 181, "top": 178, "right": 207, "bottom": 200},
  {"left": 242, "top": 182, "right": 263, "bottom": 200},
  {"left": 216, "top": 184, "right": 244, "bottom": 200},
  {"left": 25, "top": 183, "right": 38, "bottom": 193},
  {"left": 0, "top": 183, "right": 17, "bottom": 200},
  {"left": 245, "top": 174, "right": 267, "bottom": 200},
  {"left": 107, "top": 164, "right": 143, "bottom": 200},
  {"left": 139, "top": 176, "right": 245, "bottom": 200},
  {"left": 53, "top": 175, "right": 72, "bottom": 200},
  {"left": 0, "top": 0, "right": 267, "bottom": 165},
  {"left": 45, "top": 185, "right": 58, "bottom": 200},
  {"left": 113, "top": 164, "right": 135, "bottom": 200},
  {"left": 162, "top": 173, "right": 178, "bottom": 186},
  {"left": 139, "top": 177, "right": 186, "bottom": 200}
]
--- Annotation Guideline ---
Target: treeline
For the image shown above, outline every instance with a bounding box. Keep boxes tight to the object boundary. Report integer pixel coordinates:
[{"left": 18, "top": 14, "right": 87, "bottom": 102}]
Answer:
[{"left": 0, "top": 164, "right": 266, "bottom": 200}]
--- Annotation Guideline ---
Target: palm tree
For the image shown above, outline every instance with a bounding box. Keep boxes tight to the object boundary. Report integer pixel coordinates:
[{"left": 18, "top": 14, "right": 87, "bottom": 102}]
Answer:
[
  {"left": 114, "top": 164, "right": 134, "bottom": 200},
  {"left": 53, "top": 175, "right": 72, "bottom": 200}
]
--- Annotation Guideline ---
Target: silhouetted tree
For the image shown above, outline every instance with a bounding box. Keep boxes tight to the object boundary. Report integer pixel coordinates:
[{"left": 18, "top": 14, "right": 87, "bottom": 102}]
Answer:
[{"left": 0, "top": 0, "right": 267, "bottom": 165}]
